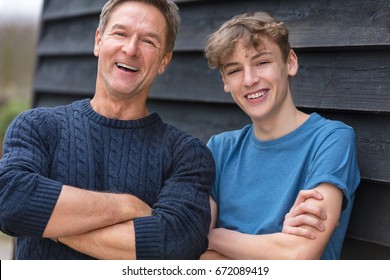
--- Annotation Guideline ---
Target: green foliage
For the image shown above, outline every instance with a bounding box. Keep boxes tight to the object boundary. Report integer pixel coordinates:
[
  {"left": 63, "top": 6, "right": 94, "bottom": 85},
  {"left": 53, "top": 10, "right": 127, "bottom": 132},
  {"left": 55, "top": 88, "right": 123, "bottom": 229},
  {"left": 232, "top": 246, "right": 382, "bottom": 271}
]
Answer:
[{"left": 0, "top": 99, "right": 30, "bottom": 151}]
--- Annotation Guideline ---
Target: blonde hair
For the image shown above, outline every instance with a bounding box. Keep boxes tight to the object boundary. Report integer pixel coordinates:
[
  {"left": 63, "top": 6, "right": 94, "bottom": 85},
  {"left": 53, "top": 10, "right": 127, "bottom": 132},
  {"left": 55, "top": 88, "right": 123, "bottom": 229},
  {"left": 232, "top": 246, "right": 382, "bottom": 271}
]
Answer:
[
  {"left": 205, "top": 12, "right": 291, "bottom": 69},
  {"left": 98, "top": 0, "right": 180, "bottom": 52}
]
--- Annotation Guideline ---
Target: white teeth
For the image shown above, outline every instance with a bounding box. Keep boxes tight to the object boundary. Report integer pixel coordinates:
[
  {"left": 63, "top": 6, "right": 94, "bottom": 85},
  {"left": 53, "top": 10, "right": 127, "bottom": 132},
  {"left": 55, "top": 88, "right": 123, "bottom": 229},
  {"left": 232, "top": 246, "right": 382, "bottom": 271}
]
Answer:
[
  {"left": 247, "top": 90, "right": 267, "bottom": 100},
  {"left": 116, "top": 63, "right": 139, "bottom": 72}
]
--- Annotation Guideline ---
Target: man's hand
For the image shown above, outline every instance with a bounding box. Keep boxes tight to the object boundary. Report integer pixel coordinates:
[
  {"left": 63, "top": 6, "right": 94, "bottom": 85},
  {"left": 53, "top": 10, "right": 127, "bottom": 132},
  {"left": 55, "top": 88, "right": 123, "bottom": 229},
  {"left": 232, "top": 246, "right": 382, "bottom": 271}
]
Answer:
[{"left": 282, "top": 189, "right": 327, "bottom": 239}]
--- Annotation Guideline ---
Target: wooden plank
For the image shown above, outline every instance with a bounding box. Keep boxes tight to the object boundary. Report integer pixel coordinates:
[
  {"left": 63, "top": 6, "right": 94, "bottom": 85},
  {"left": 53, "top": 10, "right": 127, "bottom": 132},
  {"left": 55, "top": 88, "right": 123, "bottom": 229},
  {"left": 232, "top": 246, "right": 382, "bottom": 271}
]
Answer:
[
  {"left": 38, "top": 0, "right": 390, "bottom": 55},
  {"left": 176, "top": 0, "right": 390, "bottom": 50},
  {"left": 154, "top": 50, "right": 390, "bottom": 113},
  {"left": 33, "top": 92, "right": 90, "bottom": 108},
  {"left": 341, "top": 237, "right": 390, "bottom": 260},
  {"left": 42, "top": 0, "right": 106, "bottom": 20},
  {"left": 346, "top": 180, "right": 390, "bottom": 247},
  {"left": 37, "top": 16, "right": 98, "bottom": 56},
  {"left": 147, "top": 100, "right": 251, "bottom": 142},
  {"left": 34, "top": 56, "right": 97, "bottom": 94},
  {"left": 34, "top": 50, "right": 390, "bottom": 113},
  {"left": 292, "top": 50, "right": 390, "bottom": 113},
  {"left": 41, "top": 0, "right": 207, "bottom": 20}
]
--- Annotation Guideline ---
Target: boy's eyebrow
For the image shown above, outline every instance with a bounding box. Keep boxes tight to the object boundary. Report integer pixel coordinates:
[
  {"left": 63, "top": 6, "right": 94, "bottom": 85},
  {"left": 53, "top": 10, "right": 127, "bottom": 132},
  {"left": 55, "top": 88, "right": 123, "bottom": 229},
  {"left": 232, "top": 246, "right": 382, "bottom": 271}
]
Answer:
[
  {"left": 222, "top": 61, "right": 239, "bottom": 70},
  {"left": 222, "top": 51, "right": 272, "bottom": 70}
]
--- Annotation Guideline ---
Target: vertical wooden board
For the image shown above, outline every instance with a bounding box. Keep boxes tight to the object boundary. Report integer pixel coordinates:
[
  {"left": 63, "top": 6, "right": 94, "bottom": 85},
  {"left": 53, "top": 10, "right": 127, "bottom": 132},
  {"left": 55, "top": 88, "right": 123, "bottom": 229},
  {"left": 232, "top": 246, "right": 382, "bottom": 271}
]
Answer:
[
  {"left": 341, "top": 238, "right": 390, "bottom": 260},
  {"left": 347, "top": 180, "right": 390, "bottom": 247}
]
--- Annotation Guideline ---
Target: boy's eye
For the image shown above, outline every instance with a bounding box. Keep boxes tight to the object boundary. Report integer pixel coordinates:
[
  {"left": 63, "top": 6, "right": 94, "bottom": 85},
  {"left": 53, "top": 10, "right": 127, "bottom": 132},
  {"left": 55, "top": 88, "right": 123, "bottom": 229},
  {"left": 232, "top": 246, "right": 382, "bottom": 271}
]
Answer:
[
  {"left": 226, "top": 68, "right": 241, "bottom": 75},
  {"left": 257, "top": 61, "right": 269, "bottom": 66}
]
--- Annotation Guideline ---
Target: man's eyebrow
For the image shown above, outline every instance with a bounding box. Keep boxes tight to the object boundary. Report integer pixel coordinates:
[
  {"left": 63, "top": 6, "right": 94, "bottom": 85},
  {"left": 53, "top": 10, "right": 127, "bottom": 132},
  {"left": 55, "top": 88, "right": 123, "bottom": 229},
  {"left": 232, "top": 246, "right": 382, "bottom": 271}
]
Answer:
[
  {"left": 110, "top": 23, "right": 162, "bottom": 43},
  {"left": 222, "top": 51, "right": 272, "bottom": 70},
  {"left": 110, "top": 23, "right": 126, "bottom": 31}
]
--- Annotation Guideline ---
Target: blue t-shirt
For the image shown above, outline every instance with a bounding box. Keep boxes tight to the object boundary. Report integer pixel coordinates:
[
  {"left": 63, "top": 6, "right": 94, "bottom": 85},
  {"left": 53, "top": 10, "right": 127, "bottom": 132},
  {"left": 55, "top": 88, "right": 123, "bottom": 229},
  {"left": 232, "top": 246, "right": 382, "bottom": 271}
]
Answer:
[{"left": 208, "top": 113, "right": 360, "bottom": 259}]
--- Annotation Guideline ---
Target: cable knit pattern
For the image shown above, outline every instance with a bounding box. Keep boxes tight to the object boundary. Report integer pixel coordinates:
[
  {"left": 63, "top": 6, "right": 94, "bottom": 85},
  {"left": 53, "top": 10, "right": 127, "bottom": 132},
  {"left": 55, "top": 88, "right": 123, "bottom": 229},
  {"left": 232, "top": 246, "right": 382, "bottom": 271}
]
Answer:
[{"left": 0, "top": 99, "right": 215, "bottom": 259}]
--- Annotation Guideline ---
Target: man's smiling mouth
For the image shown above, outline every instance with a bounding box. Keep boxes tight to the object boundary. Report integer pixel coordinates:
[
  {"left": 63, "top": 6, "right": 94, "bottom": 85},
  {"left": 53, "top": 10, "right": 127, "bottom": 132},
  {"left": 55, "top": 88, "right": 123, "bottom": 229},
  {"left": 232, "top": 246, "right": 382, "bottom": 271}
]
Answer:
[{"left": 116, "top": 63, "right": 139, "bottom": 72}]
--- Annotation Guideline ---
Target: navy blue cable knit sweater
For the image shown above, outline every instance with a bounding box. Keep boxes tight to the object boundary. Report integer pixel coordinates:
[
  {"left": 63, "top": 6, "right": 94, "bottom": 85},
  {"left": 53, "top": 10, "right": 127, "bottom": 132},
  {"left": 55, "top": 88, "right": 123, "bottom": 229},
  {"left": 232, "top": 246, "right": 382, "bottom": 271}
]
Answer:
[{"left": 0, "top": 99, "right": 215, "bottom": 259}]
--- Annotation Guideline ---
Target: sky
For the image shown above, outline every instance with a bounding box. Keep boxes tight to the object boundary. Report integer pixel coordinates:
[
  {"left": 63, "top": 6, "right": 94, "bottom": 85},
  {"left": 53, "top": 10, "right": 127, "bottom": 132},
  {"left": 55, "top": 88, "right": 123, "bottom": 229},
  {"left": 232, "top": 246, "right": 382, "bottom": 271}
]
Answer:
[{"left": 0, "top": 0, "right": 43, "bottom": 23}]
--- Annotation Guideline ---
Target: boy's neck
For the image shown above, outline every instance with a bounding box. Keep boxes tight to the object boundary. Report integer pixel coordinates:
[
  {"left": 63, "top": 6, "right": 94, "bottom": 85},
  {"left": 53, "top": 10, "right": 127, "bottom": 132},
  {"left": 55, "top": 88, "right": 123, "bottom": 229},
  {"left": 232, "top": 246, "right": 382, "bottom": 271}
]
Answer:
[{"left": 253, "top": 108, "right": 309, "bottom": 141}]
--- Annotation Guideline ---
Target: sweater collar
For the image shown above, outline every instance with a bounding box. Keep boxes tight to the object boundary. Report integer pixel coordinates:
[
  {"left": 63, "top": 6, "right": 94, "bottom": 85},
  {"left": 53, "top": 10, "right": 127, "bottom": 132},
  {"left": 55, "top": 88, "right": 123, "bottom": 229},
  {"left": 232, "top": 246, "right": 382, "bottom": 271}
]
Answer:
[{"left": 79, "top": 99, "right": 162, "bottom": 129}]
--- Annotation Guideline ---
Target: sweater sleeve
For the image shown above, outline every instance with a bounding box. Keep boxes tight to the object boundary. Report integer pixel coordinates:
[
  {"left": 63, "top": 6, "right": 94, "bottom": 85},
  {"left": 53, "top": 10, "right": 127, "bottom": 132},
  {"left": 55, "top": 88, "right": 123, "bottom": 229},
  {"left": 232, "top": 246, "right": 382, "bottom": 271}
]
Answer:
[
  {"left": 133, "top": 135, "right": 215, "bottom": 260},
  {"left": 0, "top": 109, "right": 63, "bottom": 237}
]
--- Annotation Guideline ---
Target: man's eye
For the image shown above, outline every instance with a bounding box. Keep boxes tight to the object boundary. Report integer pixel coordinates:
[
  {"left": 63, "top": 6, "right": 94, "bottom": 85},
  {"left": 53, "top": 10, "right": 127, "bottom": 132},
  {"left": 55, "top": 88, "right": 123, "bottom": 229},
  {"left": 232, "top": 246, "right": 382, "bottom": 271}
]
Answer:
[
  {"left": 143, "top": 39, "right": 156, "bottom": 47},
  {"left": 114, "top": 32, "right": 126, "bottom": 37}
]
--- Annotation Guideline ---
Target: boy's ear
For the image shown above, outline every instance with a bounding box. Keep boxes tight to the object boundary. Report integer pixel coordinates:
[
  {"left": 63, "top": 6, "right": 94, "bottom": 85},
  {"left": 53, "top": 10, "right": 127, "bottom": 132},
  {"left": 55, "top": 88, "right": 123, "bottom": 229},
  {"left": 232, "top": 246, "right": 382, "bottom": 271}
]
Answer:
[
  {"left": 220, "top": 70, "right": 231, "bottom": 93},
  {"left": 287, "top": 49, "right": 299, "bottom": 77}
]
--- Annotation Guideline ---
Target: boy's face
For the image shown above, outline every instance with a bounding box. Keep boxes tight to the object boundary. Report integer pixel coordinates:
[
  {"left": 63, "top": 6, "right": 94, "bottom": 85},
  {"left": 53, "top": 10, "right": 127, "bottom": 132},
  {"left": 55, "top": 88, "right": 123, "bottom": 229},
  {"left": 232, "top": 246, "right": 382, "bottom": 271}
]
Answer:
[{"left": 220, "top": 37, "right": 298, "bottom": 124}]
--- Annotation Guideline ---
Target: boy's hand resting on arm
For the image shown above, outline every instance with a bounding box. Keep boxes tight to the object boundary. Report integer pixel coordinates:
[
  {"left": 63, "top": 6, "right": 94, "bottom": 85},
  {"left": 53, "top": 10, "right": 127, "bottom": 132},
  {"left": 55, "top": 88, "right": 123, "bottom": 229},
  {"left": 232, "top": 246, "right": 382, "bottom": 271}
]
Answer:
[
  {"left": 201, "top": 188, "right": 331, "bottom": 260},
  {"left": 282, "top": 189, "right": 327, "bottom": 239}
]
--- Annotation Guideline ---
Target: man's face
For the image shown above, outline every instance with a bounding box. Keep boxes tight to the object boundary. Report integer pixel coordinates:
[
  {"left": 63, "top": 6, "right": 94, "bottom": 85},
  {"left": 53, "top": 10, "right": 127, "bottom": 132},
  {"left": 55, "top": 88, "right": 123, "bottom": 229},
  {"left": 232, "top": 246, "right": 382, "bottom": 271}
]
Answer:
[
  {"left": 94, "top": 1, "right": 172, "bottom": 101},
  {"left": 220, "top": 37, "right": 298, "bottom": 124}
]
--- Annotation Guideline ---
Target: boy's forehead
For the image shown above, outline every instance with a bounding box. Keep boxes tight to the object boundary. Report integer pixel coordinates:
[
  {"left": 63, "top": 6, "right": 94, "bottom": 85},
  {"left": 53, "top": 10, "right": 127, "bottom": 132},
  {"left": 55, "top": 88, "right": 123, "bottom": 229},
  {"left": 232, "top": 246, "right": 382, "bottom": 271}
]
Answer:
[
  {"left": 232, "top": 39, "right": 271, "bottom": 58},
  {"left": 221, "top": 38, "right": 283, "bottom": 70}
]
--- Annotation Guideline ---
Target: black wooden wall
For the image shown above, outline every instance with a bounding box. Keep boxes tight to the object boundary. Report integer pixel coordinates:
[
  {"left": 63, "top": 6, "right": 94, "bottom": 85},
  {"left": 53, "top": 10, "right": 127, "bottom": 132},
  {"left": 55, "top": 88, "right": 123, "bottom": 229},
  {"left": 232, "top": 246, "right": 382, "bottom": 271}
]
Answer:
[{"left": 33, "top": 0, "right": 390, "bottom": 259}]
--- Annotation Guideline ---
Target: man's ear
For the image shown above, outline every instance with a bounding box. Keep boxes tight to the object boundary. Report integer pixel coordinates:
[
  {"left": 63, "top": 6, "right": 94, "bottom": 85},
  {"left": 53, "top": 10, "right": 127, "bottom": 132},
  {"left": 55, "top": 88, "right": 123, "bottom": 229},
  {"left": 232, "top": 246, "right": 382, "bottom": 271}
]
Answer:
[
  {"left": 93, "top": 29, "right": 101, "bottom": 57},
  {"left": 220, "top": 70, "right": 231, "bottom": 93},
  {"left": 158, "top": 51, "right": 173, "bottom": 74}
]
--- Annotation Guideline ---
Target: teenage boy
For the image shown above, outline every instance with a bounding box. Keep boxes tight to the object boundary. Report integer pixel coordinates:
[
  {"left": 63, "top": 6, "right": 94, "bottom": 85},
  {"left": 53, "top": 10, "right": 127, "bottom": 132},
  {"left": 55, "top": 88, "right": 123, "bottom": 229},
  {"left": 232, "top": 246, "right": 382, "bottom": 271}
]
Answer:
[{"left": 201, "top": 11, "right": 360, "bottom": 259}]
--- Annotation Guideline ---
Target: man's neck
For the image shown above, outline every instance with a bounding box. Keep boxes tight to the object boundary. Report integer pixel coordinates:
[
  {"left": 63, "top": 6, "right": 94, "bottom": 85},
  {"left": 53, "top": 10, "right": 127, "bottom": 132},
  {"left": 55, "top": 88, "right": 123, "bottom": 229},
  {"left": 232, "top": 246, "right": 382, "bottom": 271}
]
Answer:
[{"left": 90, "top": 96, "right": 149, "bottom": 121}]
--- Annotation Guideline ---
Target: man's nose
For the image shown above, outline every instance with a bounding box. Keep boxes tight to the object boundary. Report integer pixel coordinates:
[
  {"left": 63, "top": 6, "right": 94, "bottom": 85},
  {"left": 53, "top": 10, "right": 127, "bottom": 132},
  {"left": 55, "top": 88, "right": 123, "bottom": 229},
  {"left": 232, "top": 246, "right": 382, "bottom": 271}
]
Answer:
[{"left": 122, "top": 36, "right": 140, "bottom": 57}]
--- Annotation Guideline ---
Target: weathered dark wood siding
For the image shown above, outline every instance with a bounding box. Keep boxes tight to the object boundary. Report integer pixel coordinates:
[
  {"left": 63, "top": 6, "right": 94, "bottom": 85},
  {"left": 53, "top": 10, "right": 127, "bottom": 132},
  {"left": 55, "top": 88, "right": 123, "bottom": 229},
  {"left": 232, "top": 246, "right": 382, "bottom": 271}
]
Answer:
[{"left": 34, "top": 0, "right": 390, "bottom": 259}]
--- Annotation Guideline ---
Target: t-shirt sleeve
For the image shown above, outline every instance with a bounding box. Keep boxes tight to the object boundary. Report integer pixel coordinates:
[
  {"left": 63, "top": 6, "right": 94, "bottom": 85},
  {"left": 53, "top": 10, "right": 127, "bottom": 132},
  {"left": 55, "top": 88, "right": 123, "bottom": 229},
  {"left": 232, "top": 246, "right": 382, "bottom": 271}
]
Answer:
[{"left": 304, "top": 126, "right": 360, "bottom": 211}]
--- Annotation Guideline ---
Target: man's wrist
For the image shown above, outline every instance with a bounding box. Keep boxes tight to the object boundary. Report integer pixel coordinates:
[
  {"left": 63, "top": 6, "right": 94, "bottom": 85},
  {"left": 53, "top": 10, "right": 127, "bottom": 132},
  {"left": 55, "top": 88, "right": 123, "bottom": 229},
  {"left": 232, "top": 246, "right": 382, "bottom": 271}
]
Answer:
[{"left": 51, "top": 237, "right": 61, "bottom": 244}]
